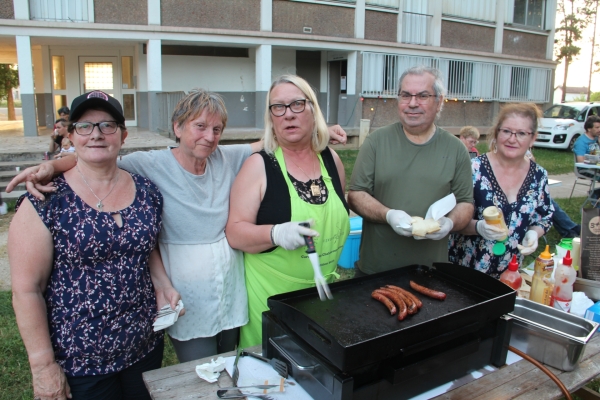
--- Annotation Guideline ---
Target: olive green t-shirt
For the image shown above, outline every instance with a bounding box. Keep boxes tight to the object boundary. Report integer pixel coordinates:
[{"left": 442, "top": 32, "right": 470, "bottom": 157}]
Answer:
[{"left": 349, "top": 123, "right": 473, "bottom": 274}]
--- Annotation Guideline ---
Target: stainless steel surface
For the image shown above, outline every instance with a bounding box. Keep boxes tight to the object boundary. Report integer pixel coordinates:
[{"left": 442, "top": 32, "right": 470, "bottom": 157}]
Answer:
[
  {"left": 241, "top": 350, "right": 288, "bottom": 378},
  {"left": 509, "top": 298, "right": 599, "bottom": 371},
  {"left": 574, "top": 278, "right": 600, "bottom": 301}
]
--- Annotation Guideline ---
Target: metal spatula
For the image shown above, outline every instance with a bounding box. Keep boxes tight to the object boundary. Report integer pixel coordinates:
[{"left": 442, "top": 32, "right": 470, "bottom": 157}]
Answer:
[
  {"left": 241, "top": 350, "right": 288, "bottom": 378},
  {"left": 300, "top": 222, "right": 333, "bottom": 301}
]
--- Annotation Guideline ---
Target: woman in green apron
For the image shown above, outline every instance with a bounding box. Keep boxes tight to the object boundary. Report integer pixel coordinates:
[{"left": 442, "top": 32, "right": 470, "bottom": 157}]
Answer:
[{"left": 226, "top": 75, "right": 350, "bottom": 348}]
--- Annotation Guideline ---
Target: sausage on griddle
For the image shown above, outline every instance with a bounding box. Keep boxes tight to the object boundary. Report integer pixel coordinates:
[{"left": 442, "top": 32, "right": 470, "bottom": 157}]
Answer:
[
  {"left": 385, "top": 285, "right": 423, "bottom": 309},
  {"left": 377, "top": 289, "right": 408, "bottom": 320},
  {"left": 381, "top": 287, "right": 417, "bottom": 315},
  {"left": 409, "top": 281, "right": 447, "bottom": 300},
  {"left": 371, "top": 291, "right": 397, "bottom": 315}
]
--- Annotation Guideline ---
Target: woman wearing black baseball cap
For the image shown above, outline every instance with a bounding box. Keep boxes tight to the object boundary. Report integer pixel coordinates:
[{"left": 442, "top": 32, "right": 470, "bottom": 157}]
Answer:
[{"left": 9, "top": 91, "right": 181, "bottom": 399}]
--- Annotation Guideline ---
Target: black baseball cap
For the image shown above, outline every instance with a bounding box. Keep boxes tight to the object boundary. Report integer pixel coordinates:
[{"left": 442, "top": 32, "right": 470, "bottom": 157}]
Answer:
[{"left": 70, "top": 91, "right": 125, "bottom": 125}]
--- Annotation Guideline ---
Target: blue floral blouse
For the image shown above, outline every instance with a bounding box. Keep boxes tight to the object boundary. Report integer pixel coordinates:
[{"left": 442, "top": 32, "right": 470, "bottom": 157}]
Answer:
[
  {"left": 448, "top": 154, "right": 554, "bottom": 278},
  {"left": 17, "top": 173, "right": 164, "bottom": 377}
]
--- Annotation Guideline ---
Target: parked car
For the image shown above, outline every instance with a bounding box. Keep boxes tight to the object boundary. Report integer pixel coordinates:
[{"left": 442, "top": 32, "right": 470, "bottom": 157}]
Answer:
[{"left": 534, "top": 102, "right": 600, "bottom": 150}]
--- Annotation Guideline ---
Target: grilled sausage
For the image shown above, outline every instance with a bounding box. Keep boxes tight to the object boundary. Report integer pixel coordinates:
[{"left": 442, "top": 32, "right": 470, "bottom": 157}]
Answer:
[
  {"left": 385, "top": 285, "right": 423, "bottom": 309},
  {"left": 409, "top": 281, "right": 447, "bottom": 300},
  {"left": 371, "top": 291, "right": 397, "bottom": 315},
  {"left": 381, "top": 287, "right": 417, "bottom": 315},
  {"left": 377, "top": 289, "right": 409, "bottom": 320}
]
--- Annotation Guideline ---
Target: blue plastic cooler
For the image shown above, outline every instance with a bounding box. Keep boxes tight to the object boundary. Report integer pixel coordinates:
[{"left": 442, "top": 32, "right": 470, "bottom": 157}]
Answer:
[{"left": 338, "top": 216, "right": 363, "bottom": 269}]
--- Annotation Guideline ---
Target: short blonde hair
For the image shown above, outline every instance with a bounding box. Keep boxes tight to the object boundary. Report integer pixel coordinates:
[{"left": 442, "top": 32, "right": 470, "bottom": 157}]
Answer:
[
  {"left": 459, "top": 126, "right": 480, "bottom": 140},
  {"left": 487, "top": 103, "right": 541, "bottom": 152},
  {"left": 263, "top": 75, "right": 329, "bottom": 154}
]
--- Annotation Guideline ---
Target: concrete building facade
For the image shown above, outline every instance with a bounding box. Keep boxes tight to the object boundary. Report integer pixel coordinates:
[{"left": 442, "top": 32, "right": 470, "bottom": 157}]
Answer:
[{"left": 0, "top": 0, "right": 557, "bottom": 136}]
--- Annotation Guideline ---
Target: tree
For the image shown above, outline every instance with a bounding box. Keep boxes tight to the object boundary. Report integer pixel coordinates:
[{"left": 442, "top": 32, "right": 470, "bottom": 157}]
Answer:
[
  {"left": 585, "top": 0, "right": 599, "bottom": 101},
  {"left": 555, "top": 0, "right": 589, "bottom": 103},
  {"left": 0, "top": 64, "right": 19, "bottom": 121}
]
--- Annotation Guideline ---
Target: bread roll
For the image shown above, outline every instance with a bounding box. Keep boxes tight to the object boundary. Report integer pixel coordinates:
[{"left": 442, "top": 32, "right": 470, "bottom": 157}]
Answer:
[{"left": 411, "top": 217, "right": 441, "bottom": 237}]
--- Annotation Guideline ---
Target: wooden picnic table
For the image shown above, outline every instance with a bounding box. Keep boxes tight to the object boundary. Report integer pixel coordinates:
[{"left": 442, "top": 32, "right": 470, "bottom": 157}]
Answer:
[{"left": 143, "top": 336, "right": 600, "bottom": 399}]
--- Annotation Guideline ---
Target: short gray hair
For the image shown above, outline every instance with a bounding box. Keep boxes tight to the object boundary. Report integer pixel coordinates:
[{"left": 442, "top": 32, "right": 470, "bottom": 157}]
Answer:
[
  {"left": 171, "top": 89, "right": 228, "bottom": 143},
  {"left": 398, "top": 65, "right": 446, "bottom": 117}
]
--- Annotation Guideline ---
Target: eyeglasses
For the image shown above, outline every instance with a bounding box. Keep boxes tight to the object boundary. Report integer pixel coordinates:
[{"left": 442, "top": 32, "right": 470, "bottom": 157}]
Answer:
[
  {"left": 74, "top": 121, "right": 119, "bottom": 136},
  {"left": 398, "top": 92, "right": 436, "bottom": 104},
  {"left": 269, "top": 99, "right": 308, "bottom": 117},
  {"left": 498, "top": 128, "right": 533, "bottom": 141}
]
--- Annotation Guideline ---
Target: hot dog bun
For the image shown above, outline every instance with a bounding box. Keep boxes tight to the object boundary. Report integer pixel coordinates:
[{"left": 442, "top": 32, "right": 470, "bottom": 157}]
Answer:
[{"left": 411, "top": 217, "right": 441, "bottom": 237}]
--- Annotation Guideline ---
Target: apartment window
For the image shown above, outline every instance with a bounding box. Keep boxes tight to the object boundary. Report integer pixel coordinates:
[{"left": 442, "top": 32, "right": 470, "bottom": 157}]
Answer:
[
  {"left": 510, "top": 66, "right": 530, "bottom": 100},
  {"left": 513, "top": 0, "right": 545, "bottom": 29},
  {"left": 447, "top": 61, "right": 473, "bottom": 98}
]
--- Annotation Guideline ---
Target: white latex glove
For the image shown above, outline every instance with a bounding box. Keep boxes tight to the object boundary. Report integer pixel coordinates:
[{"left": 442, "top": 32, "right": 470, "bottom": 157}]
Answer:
[
  {"left": 386, "top": 209, "right": 413, "bottom": 237},
  {"left": 518, "top": 230, "right": 539, "bottom": 256},
  {"left": 272, "top": 220, "right": 319, "bottom": 250},
  {"left": 475, "top": 220, "right": 508, "bottom": 241},
  {"left": 414, "top": 216, "right": 454, "bottom": 240}
]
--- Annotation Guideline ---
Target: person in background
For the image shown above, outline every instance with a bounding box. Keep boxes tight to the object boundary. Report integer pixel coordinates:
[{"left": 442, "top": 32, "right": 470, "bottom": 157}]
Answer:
[
  {"left": 57, "top": 106, "right": 69, "bottom": 119},
  {"left": 49, "top": 118, "right": 69, "bottom": 154},
  {"left": 459, "top": 126, "right": 480, "bottom": 157},
  {"left": 226, "top": 75, "right": 350, "bottom": 348},
  {"left": 9, "top": 91, "right": 181, "bottom": 399},
  {"left": 7, "top": 91, "right": 348, "bottom": 363},
  {"left": 449, "top": 103, "right": 554, "bottom": 279},
  {"left": 348, "top": 65, "right": 473, "bottom": 274},
  {"left": 573, "top": 115, "right": 600, "bottom": 163}
]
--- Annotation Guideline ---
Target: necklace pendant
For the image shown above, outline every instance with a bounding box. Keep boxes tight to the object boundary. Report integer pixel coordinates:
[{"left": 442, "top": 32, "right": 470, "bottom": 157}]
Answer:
[
  {"left": 310, "top": 182, "right": 321, "bottom": 197},
  {"left": 97, "top": 201, "right": 103, "bottom": 211}
]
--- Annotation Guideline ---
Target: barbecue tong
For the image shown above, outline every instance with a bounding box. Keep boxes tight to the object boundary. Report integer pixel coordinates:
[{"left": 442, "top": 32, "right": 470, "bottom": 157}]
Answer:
[{"left": 300, "top": 222, "right": 333, "bottom": 301}]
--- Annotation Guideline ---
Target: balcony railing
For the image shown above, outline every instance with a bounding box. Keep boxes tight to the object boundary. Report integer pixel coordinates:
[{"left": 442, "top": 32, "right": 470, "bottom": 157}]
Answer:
[{"left": 30, "top": 0, "right": 90, "bottom": 22}]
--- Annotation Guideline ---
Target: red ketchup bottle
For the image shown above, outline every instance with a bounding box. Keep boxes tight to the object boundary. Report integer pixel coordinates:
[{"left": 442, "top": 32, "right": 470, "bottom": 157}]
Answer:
[
  {"left": 551, "top": 250, "right": 576, "bottom": 313},
  {"left": 499, "top": 255, "right": 522, "bottom": 291}
]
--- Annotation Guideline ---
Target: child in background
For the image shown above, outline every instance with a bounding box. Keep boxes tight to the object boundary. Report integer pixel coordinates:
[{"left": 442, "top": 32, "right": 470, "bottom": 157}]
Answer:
[{"left": 55, "top": 138, "right": 76, "bottom": 159}]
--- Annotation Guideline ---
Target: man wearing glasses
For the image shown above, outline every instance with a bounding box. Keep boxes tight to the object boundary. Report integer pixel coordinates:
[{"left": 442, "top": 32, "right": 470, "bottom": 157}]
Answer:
[{"left": 348, "top": 66, "right": 473, "bottom": 274}]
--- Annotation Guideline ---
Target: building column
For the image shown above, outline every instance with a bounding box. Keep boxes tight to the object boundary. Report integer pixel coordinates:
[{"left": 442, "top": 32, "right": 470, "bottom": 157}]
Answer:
[
  {"left": 396, "top": 0, "right": 405, "bottom": 43},
  {"left": 260, "top": 0, "right": 272, "bottom": 31},
  {"left": 495, "top": 0, "right": 506, "bottom": 54},
  {"left": 13, "top": 0, "right": 29, "bottom": 19},
  {"left": 146, "top": 39, "right": 162, "bottom": 132},
  {"left": 33, "top": 45, "right": 54, "bottom": 128},
  {"left": 255, "top": 44, "right": 271, "bottom": 129},
  {"left": 16, "top": 36, "right": 37, "bottom": 137},
  {"left": 355, "top": 0, "right": 365, "bottom": 39},
  {"left": 430, "top": 0, "right": 442, "bottom": 47},
  {"left": 148, "top": 0, "right": 160, "bottom": 25},
  {"left": 545, "top": 0, "right": 557, "bottom": 60}
]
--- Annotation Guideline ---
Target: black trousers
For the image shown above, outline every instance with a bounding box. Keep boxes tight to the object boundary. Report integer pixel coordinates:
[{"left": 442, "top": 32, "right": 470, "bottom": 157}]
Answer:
[{"left": 66, "top": 339, "right": 164, "bottom": 400}]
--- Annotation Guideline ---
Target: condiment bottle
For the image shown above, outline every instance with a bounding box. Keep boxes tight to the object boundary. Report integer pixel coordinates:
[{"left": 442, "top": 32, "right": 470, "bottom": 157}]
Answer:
[
  {"left": 499, "top": 255, "right": 522, "bottom": 291},
  {"left": 482, "top": 206, "right": 509, "bottom": 255},
  {"left": 529, "top": 245, "right": 554, "bottom": 305},
  {"left": 551, "top": 250, "right": 576, "bottom": 313}
]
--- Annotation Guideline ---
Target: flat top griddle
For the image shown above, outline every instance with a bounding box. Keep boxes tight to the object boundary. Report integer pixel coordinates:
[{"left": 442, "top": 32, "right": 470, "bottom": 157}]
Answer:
[{"left": 267, "top": 264, "right": 515, "bottom": 372}]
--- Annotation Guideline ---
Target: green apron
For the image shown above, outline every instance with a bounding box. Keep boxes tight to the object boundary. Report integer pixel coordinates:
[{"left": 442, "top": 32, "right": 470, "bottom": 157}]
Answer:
[{"left": 239, "top": 147, "right": 350, "bottom": 348}]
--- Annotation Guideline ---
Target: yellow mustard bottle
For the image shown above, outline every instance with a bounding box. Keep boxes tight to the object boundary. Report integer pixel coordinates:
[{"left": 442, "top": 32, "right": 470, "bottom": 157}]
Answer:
[{"left": 529, "top": 245, "right": 554, "bottom": 305}]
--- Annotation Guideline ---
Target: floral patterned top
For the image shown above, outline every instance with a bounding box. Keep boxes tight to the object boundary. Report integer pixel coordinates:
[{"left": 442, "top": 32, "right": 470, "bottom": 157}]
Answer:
[
  {"left": 448, "top": 154, "right": 554, "bottom": 278},
  {"left": 18, "top": 173, "right": 164, "bottom": 377}
]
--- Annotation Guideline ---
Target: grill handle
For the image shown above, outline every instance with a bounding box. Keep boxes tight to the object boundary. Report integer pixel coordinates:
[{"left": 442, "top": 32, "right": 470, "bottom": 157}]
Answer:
[
  {"left": 269, "top": 337, "right": 320, "bottom": 371},
  {"left": 400, "top": 321, "right": 480, "bottom": 357}
]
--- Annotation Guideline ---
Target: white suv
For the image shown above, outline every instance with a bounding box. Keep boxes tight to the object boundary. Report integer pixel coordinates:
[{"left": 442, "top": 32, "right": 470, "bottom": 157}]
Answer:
[{"left": 534, "top": 102, "right": 600, "bottom": 150}]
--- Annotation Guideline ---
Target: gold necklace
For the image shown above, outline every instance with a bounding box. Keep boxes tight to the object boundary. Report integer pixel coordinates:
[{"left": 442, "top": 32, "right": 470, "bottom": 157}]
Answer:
[
  {"left": 76, "top": 165, "right": 120, "bottom": 211},
  {"left": 287, "top": 154, "right": 321, "bottom": 197}
]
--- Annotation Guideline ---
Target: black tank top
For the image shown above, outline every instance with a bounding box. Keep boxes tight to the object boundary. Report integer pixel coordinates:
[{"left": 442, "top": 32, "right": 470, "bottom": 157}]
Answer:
[{"left": 256, "top": 147, "right": 349, "bottom": 226}]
